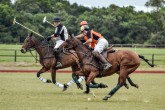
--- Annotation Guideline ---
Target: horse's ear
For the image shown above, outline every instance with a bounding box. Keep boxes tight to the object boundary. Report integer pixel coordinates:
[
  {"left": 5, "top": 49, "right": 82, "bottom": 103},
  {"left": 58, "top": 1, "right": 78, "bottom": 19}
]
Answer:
[
  {"left": 68, "top": 30, "right": 74, "bottom": 39},
  {"left": 70, "top": 34, "right": 74, "bottom": 39},
  {"left": 30, "top": 32, "right": 33, "bottom": 37}
]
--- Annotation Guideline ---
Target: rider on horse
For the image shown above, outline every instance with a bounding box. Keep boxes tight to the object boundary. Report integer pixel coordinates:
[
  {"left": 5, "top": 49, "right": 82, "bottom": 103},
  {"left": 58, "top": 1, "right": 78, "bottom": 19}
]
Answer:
[
  {"left": 77, "top": 21, "right": 95, "bottom": 49},
  {"left": 48, "top": 17, "right": 68, "bottom": 68},
  {"left": 76, "top": 22, "right": 112, "bottom": 71}
]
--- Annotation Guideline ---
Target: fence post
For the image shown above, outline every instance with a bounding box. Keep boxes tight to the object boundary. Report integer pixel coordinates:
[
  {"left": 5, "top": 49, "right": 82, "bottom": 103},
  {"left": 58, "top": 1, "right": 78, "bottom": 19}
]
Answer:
[
  {"left": 14, "top": 50, "right": 17, "bottom": 62},
  {"left": 35, "top": 51, "right": 37, "bottom": 63},
  {"left": 152, "top": 54, "right": 154, "bottom": 66}
]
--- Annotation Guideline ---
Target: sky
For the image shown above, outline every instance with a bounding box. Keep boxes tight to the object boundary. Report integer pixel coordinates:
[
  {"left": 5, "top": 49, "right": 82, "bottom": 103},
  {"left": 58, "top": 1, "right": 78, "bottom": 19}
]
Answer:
[
  {"left": 11, "top": 0, "right": 153, "bottom": 12},
  {"left": 67, "top": 0, "right": 153, "bottom": 12}
]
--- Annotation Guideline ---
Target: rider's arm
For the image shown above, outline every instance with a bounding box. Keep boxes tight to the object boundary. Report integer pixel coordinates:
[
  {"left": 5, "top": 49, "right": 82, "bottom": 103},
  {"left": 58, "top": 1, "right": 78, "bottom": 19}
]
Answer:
[
  {"left": 83, "top": 30, "right": 92, "bottom": 44},
  {"left": 83, "top": 38, "right": 92, "bottom": 45},
  {"left": 75, "top": 33, "right": 84, "bottom": 39}
]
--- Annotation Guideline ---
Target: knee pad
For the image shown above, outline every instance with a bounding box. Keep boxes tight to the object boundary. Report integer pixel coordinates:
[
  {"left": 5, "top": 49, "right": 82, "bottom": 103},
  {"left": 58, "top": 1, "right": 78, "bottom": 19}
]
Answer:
[
  {"left": 54, "top": 48, "right": 60, "bottom": 52},
  {"left": 92, "top": 51, "right": 100, "bottom": 57}
]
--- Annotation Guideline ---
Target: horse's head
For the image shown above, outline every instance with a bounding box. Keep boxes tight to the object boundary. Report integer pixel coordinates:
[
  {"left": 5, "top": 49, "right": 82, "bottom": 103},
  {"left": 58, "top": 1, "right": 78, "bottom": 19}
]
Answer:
[
  {"left": 20, "top": 33, "right": 39, "bottom": 53},
  {"left": 59, "top": 35, "right": 81, "bottom": 50}
]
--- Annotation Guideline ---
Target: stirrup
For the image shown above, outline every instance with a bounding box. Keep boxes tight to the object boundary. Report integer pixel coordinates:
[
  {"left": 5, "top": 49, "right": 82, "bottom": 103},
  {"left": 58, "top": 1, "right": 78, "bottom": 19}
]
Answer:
[
  {"left": 104, "top": 63, "right": 112, "bottom": 70},
  {"left": 56, "top": 62, "right": 62, "bottom": 68}
]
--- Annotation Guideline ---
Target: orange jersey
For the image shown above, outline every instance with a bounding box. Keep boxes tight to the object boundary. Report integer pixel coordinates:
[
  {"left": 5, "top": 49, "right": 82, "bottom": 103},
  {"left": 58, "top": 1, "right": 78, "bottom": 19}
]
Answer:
[
  {"left": 83, "top": 30, "right": 104, "bottom": 48},
  {"left": 90, "top": 30, "right": 103, "bottom": 45},
  {"left": 83, "top": 35, "right": 95, "bottom": 48}
]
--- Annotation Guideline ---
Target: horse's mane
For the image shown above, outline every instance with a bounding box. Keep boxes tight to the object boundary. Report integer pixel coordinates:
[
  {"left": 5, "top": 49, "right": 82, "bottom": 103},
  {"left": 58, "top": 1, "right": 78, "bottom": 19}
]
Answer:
[
  {"left": 31, "top": 36, "right": 53, "bottom": 48},
  {"left": 73, "top": 37, "right": 94, "bottom": 54},
  {"left": 41, "top": 39, "right": 50, "bottom": 45}
]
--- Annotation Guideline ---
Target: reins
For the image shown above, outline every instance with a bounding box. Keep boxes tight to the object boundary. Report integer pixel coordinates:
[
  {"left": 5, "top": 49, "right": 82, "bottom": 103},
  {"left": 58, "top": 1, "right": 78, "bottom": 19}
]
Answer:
[
  {"left": 29, "top": 49, "right": 40, "bottom": 62},
  {"left": 64, "top": 41, "right": 91, "bottom": 57},
  {"left": 63, "top": 39, "right": 99, "bottom": 69}
]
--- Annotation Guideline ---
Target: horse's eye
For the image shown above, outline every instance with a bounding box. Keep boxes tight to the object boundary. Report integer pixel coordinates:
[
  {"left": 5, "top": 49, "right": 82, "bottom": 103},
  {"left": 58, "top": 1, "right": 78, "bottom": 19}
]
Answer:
[{"left": 66, "top": 40, "right": 70, "bottom": 42}]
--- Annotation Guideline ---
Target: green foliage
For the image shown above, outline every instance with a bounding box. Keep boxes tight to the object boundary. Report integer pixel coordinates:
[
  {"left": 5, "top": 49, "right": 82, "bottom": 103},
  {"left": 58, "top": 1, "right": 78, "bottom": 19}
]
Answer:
[
  {"left": 0, "top": 0, "right": 165, "bottom": 45},
  {"left": 145, "top": 0, "right": 165, "bottom": 8}
]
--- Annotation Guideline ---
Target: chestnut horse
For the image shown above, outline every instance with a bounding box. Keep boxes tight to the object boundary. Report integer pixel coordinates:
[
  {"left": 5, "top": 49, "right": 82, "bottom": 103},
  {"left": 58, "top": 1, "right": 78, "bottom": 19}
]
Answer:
[
  {"left": 58, "top": 36, "right": 154, "bottom": 100},
  {"left": 20, "top": 33, "right": 107, "bottom": 91}
]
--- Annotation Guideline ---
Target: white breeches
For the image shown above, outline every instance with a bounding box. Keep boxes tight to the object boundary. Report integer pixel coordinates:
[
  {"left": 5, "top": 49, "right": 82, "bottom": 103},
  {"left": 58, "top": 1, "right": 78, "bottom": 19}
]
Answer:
[
  {"left": 54, "top": 40, "right": 65, "bottom": 49},
  {"left": 94, "top": 38, "right": 108, "bottom": 53}
]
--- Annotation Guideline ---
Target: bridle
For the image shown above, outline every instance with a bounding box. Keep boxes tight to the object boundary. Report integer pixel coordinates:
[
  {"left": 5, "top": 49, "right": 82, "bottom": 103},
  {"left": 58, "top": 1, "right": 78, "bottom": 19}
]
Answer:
[
  {"left": 22, "top": 36, "right": 54, "bottom": 61},
  {"left": 25, "top": 36, "right": 49, "bottom": 51},
  {"left": 23, "top": 36, "right": 35, "bottom": 52}
]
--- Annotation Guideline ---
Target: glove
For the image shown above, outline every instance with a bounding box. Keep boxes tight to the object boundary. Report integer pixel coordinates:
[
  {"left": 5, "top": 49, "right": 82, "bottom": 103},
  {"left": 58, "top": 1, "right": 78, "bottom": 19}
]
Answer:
[{"left": 46, "top": 36, "right": 52, "bottom": 41}]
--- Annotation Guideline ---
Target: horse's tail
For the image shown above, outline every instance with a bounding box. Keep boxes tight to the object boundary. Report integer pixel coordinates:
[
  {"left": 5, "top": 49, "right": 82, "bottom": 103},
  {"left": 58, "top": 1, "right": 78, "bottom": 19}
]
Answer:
[{"left": 138, "top": 54, "right": 154, "bottom": 67}]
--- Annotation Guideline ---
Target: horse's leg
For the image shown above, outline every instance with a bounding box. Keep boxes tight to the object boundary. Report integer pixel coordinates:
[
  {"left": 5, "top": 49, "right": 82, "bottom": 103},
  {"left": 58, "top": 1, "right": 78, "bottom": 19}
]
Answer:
[
  {"left": 84, "top": 72, "right": 98, "bottom": 94},
  {"left": 51, "top": 68, "right": 56, "bottom": 84},
  {"left": 84, "top": 76, "right": 108, "bottom": 94},
  {"left": 127, "top": 76, "right": 139, "bottom": 88},
  {"left": 91, "top": 79, "right": 108, "bottom": 88},
  {"left": 51, "top": 68, "right": 66, "bottom": 90},
  {"left": 118, "top": 76, "right": 129, "bottom": 89},
  {"left": 117, "top": 72, "right": 129, "bottom": 89},
  {"left": 50, "top": 68, "right": 70, "bottom": 91},
  {"left": 103, "top": 69, "right": 127, "bottom": 100},
  {"left": 64, "top": 66, "right": 84, "bottom": 90},
  {"left": 37, "top": 67, "right": 52, "bottom": 83},
  {"left": 64, "top": 73, "right": 84, "bottom": 90},
  {"left": 72, "top": 74, "right": 84, "bottom": 90},
  {"left": 84, "top": 76, "right": 90, "bottom": 94}
]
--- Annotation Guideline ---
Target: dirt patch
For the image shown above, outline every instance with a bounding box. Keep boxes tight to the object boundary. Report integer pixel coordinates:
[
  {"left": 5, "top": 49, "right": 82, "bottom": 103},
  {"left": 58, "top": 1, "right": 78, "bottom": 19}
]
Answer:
[
  {"left": 0, "top": 62, "right": 41, "bottom": 70},
  {"left": 0, "top": 62, "right": 71, "bottom": 70}
]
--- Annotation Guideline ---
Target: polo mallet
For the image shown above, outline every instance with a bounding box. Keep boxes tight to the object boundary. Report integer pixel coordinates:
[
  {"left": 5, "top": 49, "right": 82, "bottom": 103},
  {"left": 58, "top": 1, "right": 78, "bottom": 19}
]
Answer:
[
  {"left": 92, "top": 90, "right": 96, "bottom": 98},
  {"left": 13, "top": 17, "right": 45, "bottom": 38},
  {"left": 43, "top": 16, "right": 55, "bottom": 27}
]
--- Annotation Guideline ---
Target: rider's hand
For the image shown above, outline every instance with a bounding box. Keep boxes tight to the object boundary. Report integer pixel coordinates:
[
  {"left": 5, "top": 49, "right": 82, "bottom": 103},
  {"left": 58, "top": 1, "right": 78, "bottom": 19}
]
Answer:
[{"left": 46, "top": 36, "right": 52, "bottom": 41}]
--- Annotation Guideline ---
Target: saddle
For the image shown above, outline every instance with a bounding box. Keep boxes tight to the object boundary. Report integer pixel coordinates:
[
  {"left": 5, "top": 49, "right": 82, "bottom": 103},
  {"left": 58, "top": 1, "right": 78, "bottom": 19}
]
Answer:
[
  {"left": 97, "top": 47, "right": 116, "bottom": 77},
  {"left": 102, "top": 46, "right": 116, "bottom": 58}
]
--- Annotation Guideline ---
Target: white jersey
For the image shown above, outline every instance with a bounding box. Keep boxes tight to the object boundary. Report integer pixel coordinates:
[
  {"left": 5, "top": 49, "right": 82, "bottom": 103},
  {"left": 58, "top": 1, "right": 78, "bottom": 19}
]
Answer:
[
  {"left": 54, "top": 24, "right": 68, "bottom": 48},
  {"left": 54, "top": 25, "right": 68, "bottom": 41}
]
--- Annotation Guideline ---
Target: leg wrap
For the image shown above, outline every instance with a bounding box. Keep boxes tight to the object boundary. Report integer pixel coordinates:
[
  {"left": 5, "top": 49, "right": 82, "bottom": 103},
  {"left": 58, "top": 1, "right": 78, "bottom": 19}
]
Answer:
[
  {"left": 109, "top": 83, "right": 124, "bottom": 96},
  {"left": 72, "top": 74, "right": 79, "bottom": 84},
  {"left": 89, "top": 83, "right": 99, "bottom": 88}
]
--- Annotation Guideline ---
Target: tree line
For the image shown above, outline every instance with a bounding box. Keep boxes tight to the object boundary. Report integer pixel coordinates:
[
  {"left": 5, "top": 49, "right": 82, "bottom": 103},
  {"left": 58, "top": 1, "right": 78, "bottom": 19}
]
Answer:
[{"left": 0, "top": 0, "right": 165, "bottom": 45}]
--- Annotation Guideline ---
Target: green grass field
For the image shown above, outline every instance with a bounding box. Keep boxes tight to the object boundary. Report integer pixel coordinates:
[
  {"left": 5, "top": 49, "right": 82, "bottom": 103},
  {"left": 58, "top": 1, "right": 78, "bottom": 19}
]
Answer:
[
  {"left": 0, "top": 73, "right": 165, "bottom": 110},
  {"left": 0, "top": 44, "right": 165, "bottom": 70}
]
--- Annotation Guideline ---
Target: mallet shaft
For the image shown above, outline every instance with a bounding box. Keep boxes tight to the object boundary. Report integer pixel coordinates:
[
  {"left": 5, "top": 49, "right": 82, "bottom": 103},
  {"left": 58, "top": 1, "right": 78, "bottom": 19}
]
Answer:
[{"left": 15, "top": 21, "right": 45, "bottom": 38}]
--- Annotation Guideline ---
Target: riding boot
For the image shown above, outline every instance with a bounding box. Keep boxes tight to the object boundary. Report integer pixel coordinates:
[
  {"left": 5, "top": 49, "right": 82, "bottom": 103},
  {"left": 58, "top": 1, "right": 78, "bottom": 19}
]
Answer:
[
  {"left": 53, "top": 48, "right": 63, "bottom": 68},
  {"left": 93, "top": 51, "right": 112, "bottom": 71}
]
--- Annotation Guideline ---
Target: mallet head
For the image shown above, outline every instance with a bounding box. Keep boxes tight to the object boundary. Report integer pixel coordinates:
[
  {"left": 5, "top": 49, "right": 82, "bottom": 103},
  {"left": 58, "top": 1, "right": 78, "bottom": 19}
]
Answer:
[
  {"left": 43, "top": 16, "right": 47, "bottom": 23},
  {"left": 13, "top": 17, "right": 16, "bottom": 25}
]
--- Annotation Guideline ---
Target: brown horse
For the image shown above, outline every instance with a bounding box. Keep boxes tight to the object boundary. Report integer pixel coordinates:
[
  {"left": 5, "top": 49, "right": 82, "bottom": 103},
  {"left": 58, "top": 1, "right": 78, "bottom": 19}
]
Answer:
[
  {"left": 58, "top": 36, "right": 154, "bottom": 100},
  {"left": 20, "top": 33, "right": 108, "bottom": 90}
]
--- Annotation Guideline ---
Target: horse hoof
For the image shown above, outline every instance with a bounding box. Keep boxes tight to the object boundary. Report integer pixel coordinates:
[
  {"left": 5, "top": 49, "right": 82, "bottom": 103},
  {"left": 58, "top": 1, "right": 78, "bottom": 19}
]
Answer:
[
  {"left": 99, "top": 83, "right": 108, "bottom": 88},
  {"left": 47, "top": 79, "right": 52, "bottom": 83},
  {"left": 102, "top": 95, "right": 111, "bottom": 100},
  {"left": 63, "top": 84, "right": 68, "bottom": 91},
  {"left": 135, "top": 84, "right": 139, "bottom": 88},
  {"left": 83, "top": 91, "right": 89, "bottom": 94},
  {"left": 125, "top": 85, "right": 129, "bottom": 89},
  {"left": 63, "top": 88, "right": 67, "bottom": 91},
  {"left": 102, "top": 97, "right": 108, "bottom": 100},
  {"left": 77, "top": 84, "right": 83, "bottom": 90}
]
